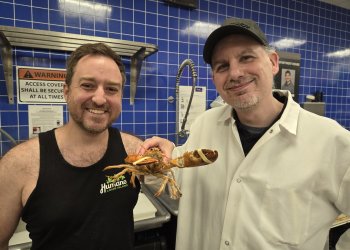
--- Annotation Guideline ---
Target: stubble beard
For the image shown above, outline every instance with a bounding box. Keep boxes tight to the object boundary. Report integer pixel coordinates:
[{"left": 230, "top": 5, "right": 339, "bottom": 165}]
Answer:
[
  {"left": 73, "top": 113, "right": 111, "bottom": 134},
  {"left": 232, "top": 94, "right": 259, "bottom": 112}
]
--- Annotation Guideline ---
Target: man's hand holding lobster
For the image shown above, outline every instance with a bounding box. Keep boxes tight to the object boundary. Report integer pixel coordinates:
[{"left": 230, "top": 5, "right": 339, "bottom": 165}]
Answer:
[{"left": 104, "top": 137, "right": 218, "bottom": 199}]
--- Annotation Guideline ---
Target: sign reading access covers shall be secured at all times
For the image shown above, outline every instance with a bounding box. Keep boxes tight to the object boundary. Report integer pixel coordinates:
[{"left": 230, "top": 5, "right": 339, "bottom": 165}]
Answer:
[{"left": 16, "top": 66, "right": 66, "bottom": 104}]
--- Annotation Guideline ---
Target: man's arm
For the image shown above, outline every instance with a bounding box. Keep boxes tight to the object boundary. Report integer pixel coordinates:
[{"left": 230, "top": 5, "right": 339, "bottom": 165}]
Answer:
[
  {"left": 0, "top": 139, "right": 38, "bottom": 250},
  {"left": 0, "top": 150, "right": 24, "bottom": 249},
  {"left": 120, "top": 132, "right": 143, "bottom": 155}
]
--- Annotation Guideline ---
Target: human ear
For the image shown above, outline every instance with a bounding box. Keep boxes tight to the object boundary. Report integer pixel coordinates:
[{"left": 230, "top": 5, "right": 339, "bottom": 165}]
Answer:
[
  {"left": 270, "top": 52, "right": 279, "bottom": 76},
  {"left": 63, "top": 83, "right": 69, "bottom": 102}
]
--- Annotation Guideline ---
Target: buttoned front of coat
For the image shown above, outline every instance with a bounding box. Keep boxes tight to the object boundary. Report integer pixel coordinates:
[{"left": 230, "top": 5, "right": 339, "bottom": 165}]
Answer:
[{"left": 174, "top": 91, "right": 350, "bottom": 250}]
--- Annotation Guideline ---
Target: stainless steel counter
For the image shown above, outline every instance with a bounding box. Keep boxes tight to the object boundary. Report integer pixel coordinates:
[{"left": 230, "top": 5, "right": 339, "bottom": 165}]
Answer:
[
  {"left": 134, "top": 184, "right": 171, "bottom": 232},
  {"left": 142, "top": 183, "right": 179, "bottom": 216}
]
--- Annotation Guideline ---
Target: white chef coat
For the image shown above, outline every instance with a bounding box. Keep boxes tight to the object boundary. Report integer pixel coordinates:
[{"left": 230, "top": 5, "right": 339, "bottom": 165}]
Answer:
[{"left": 173, "top": 90, "right": 350, "bottom": 250}]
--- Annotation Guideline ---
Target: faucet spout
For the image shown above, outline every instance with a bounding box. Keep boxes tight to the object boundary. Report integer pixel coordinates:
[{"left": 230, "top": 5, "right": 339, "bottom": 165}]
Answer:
[
  {"left": 176, "top": 59, "right": 198, "bottom": 82},
  {"left": 175, "top": 59, "right": 198, "bottom": 145}
]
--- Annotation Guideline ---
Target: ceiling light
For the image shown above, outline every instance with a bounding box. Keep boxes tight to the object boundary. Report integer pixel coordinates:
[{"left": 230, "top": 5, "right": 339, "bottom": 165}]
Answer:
[
  {"left": 181, "top": 21, "right": 220, "bottom": 38},
  {"left": 59, "top": 0, "right": 112, "bottom": 22},
  {"left": 270, "top": 38, "right": 306, "bottom": 49},
  {"left": 325, "top": 48, "right": 350, "bottom": 58}
]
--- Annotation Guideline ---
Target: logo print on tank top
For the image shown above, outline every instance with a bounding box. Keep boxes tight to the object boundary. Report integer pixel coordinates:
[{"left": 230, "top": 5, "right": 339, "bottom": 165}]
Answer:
[{"left": 100, "top": 175, "right": 128, "bottom": 194}]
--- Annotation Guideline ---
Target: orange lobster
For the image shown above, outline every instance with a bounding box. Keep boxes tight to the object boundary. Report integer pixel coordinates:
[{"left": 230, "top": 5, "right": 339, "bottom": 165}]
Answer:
[{"left": 103, "top": 147, "right": 218, "bottom": 199}]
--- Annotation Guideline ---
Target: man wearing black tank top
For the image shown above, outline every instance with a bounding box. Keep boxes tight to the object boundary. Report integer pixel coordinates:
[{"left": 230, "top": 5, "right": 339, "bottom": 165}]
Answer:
[
  {"left": 141, "top": 18, "right": 350, "bottom": 250},
  {"left": 0, "top": 43, "right": 143, "bottom": 250}
]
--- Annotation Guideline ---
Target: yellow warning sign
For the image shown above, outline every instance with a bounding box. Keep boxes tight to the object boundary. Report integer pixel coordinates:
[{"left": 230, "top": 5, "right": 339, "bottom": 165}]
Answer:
[{"left": 16, "top": 66, "right": 66, "bottom": 104}]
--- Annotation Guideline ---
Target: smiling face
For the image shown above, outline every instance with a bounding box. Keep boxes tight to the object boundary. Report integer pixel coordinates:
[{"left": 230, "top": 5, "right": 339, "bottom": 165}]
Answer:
[
  {"left": 211, "top": 34, "right": 279, "bottom": 111},
  {"left": 64, "top": 54, "right": 123, "bottom": 134}
]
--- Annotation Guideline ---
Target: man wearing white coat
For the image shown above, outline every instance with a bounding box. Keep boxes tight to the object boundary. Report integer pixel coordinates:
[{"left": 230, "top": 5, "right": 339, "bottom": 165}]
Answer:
[{"left": 141, "top": 17, "right": 350, "bottom": 250}]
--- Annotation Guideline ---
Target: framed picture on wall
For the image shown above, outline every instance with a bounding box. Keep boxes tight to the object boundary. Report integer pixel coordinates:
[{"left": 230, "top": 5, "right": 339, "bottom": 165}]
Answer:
[
  {"left": 274, "top": 51, "right": 301, "bottom": 102},
  {"left": 281, "top": 68, "right": 295, "bottom": 94}
]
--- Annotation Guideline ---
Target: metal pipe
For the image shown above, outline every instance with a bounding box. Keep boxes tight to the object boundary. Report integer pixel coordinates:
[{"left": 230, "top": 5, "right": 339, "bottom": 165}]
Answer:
[
  {"left": 175, "top": 59, "right": 197, "bottom": 145},
  {"left": 0, "top": 127, "right": 17, "bottom": 146}
]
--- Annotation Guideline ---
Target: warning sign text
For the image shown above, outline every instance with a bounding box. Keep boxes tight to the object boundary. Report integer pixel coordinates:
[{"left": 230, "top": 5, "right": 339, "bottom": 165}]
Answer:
[{"left": 17, "top": 67, "right": 66, "bottom": 104}]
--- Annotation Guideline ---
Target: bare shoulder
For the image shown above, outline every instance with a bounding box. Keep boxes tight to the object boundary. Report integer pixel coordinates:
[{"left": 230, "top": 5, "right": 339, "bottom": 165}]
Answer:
[
  {"left": 0, "top": 137, "right": 40, "bottom": 183},
  {"left": 120, "top": 132, "right": 143, "bottom": 155}
]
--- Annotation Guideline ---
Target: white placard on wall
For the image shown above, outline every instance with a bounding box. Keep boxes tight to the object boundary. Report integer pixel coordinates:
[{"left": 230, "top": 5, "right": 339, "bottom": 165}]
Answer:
[{"left": 28, "top": 105, "right": 64, "bottom": 138}]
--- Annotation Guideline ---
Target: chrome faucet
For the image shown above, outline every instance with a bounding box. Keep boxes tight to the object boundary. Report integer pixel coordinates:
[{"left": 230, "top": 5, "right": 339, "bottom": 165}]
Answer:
[{"left": 175, "top": 59, "right": 197, "bottom": 145}]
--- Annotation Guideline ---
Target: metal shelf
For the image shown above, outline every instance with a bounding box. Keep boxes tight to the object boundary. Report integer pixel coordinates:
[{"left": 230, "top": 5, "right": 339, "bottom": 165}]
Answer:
[{"left": 0, "top": 25, "right": 158, "bottom": 104}]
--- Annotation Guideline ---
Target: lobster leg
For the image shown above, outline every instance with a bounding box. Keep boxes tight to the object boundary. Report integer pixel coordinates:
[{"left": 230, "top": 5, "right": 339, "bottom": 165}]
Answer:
[
  {"left": 151, "top": 173, "right": 169, "bottom": 196},
  {"left": 167, "top": 169, "right": 182, "bottom": 199},
  {"left": 167, "top": 178, "right": 182, "bottom": 199},
  {"left": 103, "top": 164, "right": 131, "bottom": 171},
  {"left": 108, "top": 168, "right": 130, "bottom": 181},
  {"left": 107, "top": 168, "right": 141, "bottom": 187},
  {"left": 152, "top": 172, "right": 182, "bottom": 199}
]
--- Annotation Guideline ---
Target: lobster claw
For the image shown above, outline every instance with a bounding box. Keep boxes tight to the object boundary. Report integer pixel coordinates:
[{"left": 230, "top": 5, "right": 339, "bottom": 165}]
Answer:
[{"left": 171, "top": 149, "right": 218, "bottom": 168}]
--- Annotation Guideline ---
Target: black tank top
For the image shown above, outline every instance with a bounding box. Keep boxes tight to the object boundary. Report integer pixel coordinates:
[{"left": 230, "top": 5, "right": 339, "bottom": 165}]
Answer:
[{"left": 22, "top": 127, "right": 140, "bottom": 250}]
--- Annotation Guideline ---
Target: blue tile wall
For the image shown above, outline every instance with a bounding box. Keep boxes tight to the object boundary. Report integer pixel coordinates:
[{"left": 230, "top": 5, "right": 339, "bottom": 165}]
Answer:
[{"left": 0, "top": 0, "right": 350, "bottom": 156}]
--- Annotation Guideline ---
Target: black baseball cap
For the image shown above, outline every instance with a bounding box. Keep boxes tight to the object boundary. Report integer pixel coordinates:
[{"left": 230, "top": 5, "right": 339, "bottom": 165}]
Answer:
[{"left": 203, "top": 18, "right": 269, "bottom": 64}]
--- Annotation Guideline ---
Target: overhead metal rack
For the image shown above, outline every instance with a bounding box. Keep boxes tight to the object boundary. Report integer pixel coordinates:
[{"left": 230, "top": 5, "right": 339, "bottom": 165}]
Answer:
[{"left": 0, "top": 25, "right": 158, "bottom": 104}]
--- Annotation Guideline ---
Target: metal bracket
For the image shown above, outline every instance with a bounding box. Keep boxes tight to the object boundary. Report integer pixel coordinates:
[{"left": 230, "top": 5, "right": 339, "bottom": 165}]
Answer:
[
  {"left": 130, "top": 47, "right": 146, "bottom": 105},
  {"left": 0, "top": 31, "right": 14, "bottom": 104}
]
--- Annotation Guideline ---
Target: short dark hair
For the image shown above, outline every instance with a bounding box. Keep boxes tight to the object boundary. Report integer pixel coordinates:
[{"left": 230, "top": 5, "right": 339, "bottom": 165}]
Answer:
[{"left": 65, "top": 43, "right": 126, "bottom": 86}]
